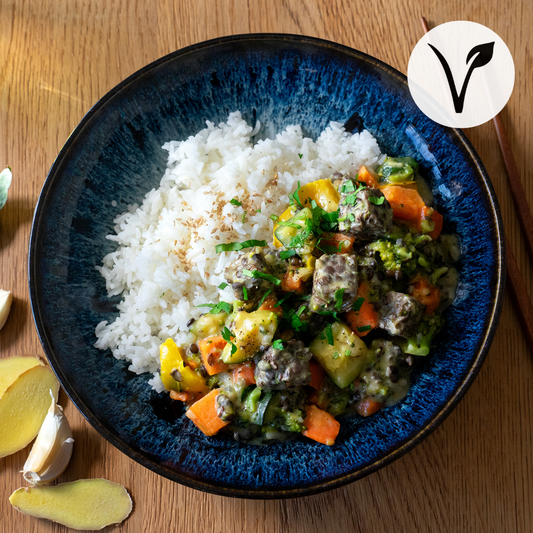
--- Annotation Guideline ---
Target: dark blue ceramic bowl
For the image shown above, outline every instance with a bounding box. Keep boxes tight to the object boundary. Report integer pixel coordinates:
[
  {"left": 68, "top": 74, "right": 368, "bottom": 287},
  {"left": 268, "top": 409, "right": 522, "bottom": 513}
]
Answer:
[{"left": 29, "top": 34, "right": 505, "bottom": 498}]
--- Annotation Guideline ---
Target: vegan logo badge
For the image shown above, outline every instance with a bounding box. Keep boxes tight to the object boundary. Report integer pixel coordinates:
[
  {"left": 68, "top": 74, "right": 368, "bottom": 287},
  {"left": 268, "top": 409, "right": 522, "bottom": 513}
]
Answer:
[{"left": 407, "top": 21, "right": 514, "bottom": 128}]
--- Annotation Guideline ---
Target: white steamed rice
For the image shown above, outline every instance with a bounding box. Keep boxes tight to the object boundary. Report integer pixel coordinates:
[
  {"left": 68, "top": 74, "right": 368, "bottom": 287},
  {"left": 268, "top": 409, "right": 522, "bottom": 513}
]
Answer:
[{"left": 94, "top": 112, "right": 384, "bottom": 391}]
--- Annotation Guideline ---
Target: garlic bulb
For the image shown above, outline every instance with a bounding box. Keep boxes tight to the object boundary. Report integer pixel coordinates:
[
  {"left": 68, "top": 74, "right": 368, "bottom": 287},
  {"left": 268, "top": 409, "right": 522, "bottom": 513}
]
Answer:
[{"left": 22, "top": 391, "right": 74, "bottom": 485}]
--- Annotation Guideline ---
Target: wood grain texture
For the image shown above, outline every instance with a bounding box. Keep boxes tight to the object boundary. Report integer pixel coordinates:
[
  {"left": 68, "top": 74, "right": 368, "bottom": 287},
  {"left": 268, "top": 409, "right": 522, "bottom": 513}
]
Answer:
[{"left": 0, "top": 1, "right": 531, "bottom": 532}]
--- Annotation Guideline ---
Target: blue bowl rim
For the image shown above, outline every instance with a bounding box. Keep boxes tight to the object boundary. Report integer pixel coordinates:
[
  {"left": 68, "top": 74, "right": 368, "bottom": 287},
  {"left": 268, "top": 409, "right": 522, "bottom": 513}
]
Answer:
[{"left": 28, "top": 32, "right": 506, "bottom": 499}]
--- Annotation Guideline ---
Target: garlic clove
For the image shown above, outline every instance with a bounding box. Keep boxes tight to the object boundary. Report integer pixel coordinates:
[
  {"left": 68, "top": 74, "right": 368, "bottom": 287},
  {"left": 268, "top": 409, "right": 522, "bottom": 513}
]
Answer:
[
  {"left": 0, "top": 289, "right": 13, "bottom": 330},
  {"left": 22, "top": 390, "right": 74, "bottom": 486}
]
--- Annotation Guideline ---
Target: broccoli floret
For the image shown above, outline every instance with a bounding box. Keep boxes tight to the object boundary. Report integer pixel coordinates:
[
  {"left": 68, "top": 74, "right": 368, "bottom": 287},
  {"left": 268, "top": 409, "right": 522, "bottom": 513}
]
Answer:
[
  {"left": 262, "top": 391, "right": 306, "bottom": 433},
  {"left": 376, "top": 156, "right": 419, "bottom": 184},
  {"left": 403, "top": 314, "right": 445, "bottom": 356}
]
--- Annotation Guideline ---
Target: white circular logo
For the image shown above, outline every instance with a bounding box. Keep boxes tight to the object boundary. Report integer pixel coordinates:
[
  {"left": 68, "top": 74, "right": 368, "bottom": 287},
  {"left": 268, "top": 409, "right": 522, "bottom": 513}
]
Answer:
[{"left": 407, "top": 21, "right": 515, "bottom": 128}]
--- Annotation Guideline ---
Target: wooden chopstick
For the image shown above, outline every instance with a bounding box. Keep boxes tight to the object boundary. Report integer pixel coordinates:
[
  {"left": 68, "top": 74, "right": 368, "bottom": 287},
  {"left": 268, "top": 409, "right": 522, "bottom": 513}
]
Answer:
[
  {"left": 419, "top": 16, "right": 533, "bottom": 351},
  {"left": 492, "top": 113, "right": 533, "bottom": 265}
]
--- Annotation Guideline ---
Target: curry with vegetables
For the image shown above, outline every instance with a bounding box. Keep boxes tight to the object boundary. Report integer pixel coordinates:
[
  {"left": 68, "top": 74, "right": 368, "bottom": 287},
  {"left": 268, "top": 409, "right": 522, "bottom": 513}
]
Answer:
[{"left": 159, "top": 157, "right": 460, "bottom": 445}]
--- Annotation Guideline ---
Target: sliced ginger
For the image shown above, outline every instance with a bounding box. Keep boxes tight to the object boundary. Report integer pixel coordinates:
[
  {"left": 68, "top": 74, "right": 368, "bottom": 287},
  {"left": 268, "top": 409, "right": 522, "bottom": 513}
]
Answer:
[
  {"left": 9, "top": 478, "right": 133, "bottom": 530},
  {"left": 0, "top": 364, "right": 58, "bottom": 458},
  {"left": 0, "top": 355, "right": 42, "bottom": 398}
]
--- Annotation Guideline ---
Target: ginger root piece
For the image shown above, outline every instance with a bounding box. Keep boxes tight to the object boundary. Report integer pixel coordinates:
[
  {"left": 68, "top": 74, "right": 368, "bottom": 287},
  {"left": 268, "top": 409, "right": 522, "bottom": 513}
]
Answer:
[
  {"left": 9, "top": 479, "right": 133, "bottom": 530},
  {"left": 0, "top": 364, "right": 59, "bottom": 458},
  {"left": 0, "top": 355, "right": 42, "bottom": 398}
]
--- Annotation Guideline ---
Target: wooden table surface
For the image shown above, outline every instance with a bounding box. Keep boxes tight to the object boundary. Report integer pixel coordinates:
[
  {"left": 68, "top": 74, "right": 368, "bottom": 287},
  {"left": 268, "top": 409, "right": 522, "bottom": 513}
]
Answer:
[{"left": 1, "top": 1, "right": 531, "bottom": 532}]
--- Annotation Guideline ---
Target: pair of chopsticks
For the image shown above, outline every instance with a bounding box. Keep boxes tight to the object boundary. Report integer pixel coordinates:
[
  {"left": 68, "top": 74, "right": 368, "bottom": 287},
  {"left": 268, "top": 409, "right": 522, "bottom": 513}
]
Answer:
[{"left": 420, "top": 16, "right": 533, "bottom": 350}]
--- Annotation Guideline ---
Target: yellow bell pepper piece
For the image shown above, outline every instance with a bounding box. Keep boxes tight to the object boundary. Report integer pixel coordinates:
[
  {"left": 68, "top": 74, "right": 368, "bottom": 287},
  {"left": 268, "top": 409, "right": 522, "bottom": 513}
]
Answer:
[
  {"left": 272, "top": 180, "right": 340, "bottom": 248},
  {"left": 160, "top": 338, "right": 207, "bottom": 393},
  {"left": 298, "top": 179, "right": 340, "bottom": 212},
  {"left": 273, "top": 205, "right": 298, "bottom": 248}
]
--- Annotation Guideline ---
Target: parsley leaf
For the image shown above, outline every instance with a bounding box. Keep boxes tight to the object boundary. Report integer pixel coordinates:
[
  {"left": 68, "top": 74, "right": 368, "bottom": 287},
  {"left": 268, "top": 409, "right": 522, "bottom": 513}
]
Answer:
[
  {"left": 215, "top": 239, "right": 267, "bottom": 253},
  {"left": 218, "top": 282, "right": 229, "bottom": 290},
  {"left": 280, "top": 249, "right": 297, "bottom": 260},
  {"left": 357, "top": 325, "right": 372, "bottom": 333},
  {"left": 270, "top": 214, "right": 279, "bottom": 222},
  {"left": 353, "top": 297, "right": 365, "bottom": 313},
  {"left": 325, "top": 323, "right": 334, "bottom": 346},
  {"left": 298, "top": 153, "right": 303, "bottom": 159},
  {"left": 368, "top": 196, "right": 385, "bottom": 205},
  {"left": 242, "top": 286, "right": 248, "bottom": 301},
  {"left": 230, "top": 198, "right": 242, "bottom": 207},
  {"left": 334, "top": 288, "right": 345, "bottom": 311},
  {"left": 256, "top": 289, "right": 272, "bottom": 308},
  {"left": 221, "top": 326, "right": 237, "bottom": 355},
  {"left": 341, "top": 180, "right": 355, "bottom": 194},
  {"left": 289, "top": 181, "right": 303, "bottom": 208},
  {"left": 242, "top": 269, "right": 281, "bottom": 285},
  {"left": 272, "top": 339, "right": 284, "bottom": 350}
]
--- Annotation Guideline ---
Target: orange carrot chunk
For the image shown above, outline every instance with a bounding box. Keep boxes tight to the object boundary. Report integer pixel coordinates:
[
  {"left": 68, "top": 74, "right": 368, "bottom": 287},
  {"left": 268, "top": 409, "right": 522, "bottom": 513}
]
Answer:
[
  {"left": 318, "top": 232, "right": 356, "bottom": 254},
  {"left": 381, "top": 185, "right": 425, "bottom": 221},
  {"left": 356, "top": 398, "right": 384, "bottom": 417},
  {"left": 281, "top": 269, "right": 305, "bottom": 294},
  {"left": 258, "top": 294, "right": 284, "bottom": 317},
  {"left": 345, "top": 282, "right": 379, "bottom": 337},
  {"left": 357, "top": 165, "right": 381, "bottom": 188},
  {"left": 232, "top": 362, "right": 256, "bottom": 386},
  {"left": 185, "top": 389, "right": 229, "bottom": 436},
  {"left": 410, "top": 275, "right": 441, "bottom": 315},
  {"left": 308, "top": 359, "right": 326, "bottom": 389},
  {"left": 302, "top": 404, "right": 340, "bottom": 446},
  {"left": 198, "top": 335, "right": 230, "bottom": 376}
]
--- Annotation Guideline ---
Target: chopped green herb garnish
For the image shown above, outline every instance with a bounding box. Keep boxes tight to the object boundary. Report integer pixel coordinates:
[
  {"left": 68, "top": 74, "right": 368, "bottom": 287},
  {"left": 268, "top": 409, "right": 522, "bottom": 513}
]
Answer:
[
  {"left": 256, "top": 289, "right": 272, "bottom": 309},
  {"left": 272, "top": 339, "right": 284, "bottom": 350},
  {"left": 296, "top": 305, "right": 307, "bottom": 317},
  {"left": 357, "top": 325, "right": 372, "bottom": 333},
  {"left": 221, "top": 326, "right": 237, "bottom": 355},
  {"left": 334, "top": 288, "right": 345, "bottom": 311},
  {"left": 270, "top": 214, "right": 279, "bottom": 222},
  {"left": 242, "top": 211, "right": 247, "bottom": 223},
  {"left": 256, "top": 208, "right": 261, "bottom": 213},
  {"left": 353, "top": 297, "right": 365, "bottom": 313},
  {"left": 341, "top": 180, "right": 355, "bottom": 194},
  {"left": 289, "top": 181, "right": 303, "bottom": 208},
  {"left": 343, "top": 193, "right": 358, "bottom": 205},
  {"left": 333, "top": 352, "right": 340, "bottom": 359},
  {"left": 242, "top": 269, "right": 281, "bottom": 285},
  {"left": 242, "top": 286, "right": 248, "bottom": 301},
  {"left": 298, "top": 153, "right": 303, "bottom": 159},
  {"left": 325, "top": 323, "right": 334, "bottom": 346},
  {"left": 221, "top": 326, "right": 232, "bottom": 342},
  {"left": 218, "top": 282, "right": 229, "bottom": 290},
  {"left": 215, "top": 239, "right": 267, "bottom": 253},
  {"left": 344, "top": 349, "right": 351, "bottom": 357},
  {"left": 280, "top": 249, "right": 297, "bottom": 260},
  {"left": 197, "top": 301, "right": 233, "bottom": 314},
  {"left": 368, "top": 196, "right": 385, "bottom": 205},
  {"left": 276, "top": 220, "right": 301, "bottom": 228},
  {"left": 230, "top": 198, "right": 243, "bottom": 207}
]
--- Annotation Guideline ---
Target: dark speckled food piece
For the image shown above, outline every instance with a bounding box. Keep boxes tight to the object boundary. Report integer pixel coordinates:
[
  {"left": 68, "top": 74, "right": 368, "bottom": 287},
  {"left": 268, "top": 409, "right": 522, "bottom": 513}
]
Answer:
[
  {"left": 255, "top": 340, "right": 312, "bottom": 390},
  {"left": 377, "top": 291, "right": 425, "bottom": 337},
  {"left": 339, "top": 184, "right": 393, "bottom": 241},
  {"left": 310, "top": 254, "right": 358, "bottom": 312},
  {"left": 225, "top": 248, "right": 274, "bottom": 303},
  {"left": 29, "top": 35, "right": 503, "bottom": 498}
]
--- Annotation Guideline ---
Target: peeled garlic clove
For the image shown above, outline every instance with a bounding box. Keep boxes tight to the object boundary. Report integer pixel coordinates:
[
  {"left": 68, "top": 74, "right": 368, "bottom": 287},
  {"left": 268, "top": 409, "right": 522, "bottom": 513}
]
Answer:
[
  {"left": 22, "top": 390, "right": 74, "bottom": 485},
  {"left": 0, "top": 289, "right": 13, "bottom": 330}
]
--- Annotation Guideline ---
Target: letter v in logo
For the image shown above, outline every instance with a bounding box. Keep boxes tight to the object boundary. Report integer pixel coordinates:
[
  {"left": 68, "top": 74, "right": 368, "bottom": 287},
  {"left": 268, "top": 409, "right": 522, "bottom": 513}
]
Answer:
[
  {"left": 428, "top": 42, "right": 495, "bottom": 113},
  {"left": 407, "top": 21, "right": 514, "bottom": 128}
]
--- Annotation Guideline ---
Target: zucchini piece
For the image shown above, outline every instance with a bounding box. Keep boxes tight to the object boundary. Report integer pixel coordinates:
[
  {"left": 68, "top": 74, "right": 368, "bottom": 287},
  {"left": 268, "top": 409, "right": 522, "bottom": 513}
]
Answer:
[{"left": 309, "top": 321, "right": 370, "bottom": 388}]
